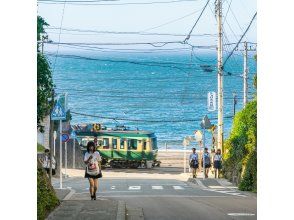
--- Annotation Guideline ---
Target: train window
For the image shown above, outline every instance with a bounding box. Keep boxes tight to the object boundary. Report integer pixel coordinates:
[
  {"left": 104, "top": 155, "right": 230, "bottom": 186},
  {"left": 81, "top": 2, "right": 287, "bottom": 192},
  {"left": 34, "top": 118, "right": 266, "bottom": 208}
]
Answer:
[
  {"left": 127, "top": 139, "right": 137, "bottom": 150},
  {"left": 113, "top": 139, "right": 117, "bottom": 149},
  {"left": 120, "top": 139, "right": 125, "bottom": 149},
  {"left": 103, "top": 138, "right": 109, "bottom": 149},
  {"left": 143, "top": 141, "right": 147, "bottom": 150}
]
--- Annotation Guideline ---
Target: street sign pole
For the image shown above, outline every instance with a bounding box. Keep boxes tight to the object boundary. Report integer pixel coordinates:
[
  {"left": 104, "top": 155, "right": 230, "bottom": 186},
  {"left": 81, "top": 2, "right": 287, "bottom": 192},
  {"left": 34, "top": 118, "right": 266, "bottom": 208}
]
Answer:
[
  {"left": 203, "top": 128, "right": 206, "bottom": 180},
  {"left": 65, "top": 141, "right": 67, "bottom": 178},
  {"left": 73, "top": 138, "right": 75, "bottom": 169},
  {"left": 53, "top": 131, "right": 56, "bottom": 156},
  {"left": 59, "top": 120, "right": 63, "bottom": 189},
  {"left": 184, "top": 145, "right": 187, "bottom": 173}
]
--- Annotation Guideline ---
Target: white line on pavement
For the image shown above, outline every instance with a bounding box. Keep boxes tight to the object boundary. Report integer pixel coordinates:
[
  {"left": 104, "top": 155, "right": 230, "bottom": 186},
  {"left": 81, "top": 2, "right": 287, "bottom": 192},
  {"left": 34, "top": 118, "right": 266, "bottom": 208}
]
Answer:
[
  {"left": 152, "top": 186, "right": 163, "bottom": 190},
  {"left": 128, "top": 186, "right": 141, "bottom": 190},
  {"left": 97, "top": 195, "right": 231, "bottom": 198},
  {"left": 173, "top": 186, "right": 184, "bottom": 190},
  {"left": 208, "top": 186, "right": 226, "bottom": 189},
  {"left": 111, "top": 186, "right": 116, "bottom": 190},
  {"left": 195, "top": 179, "right": 207, "bottom": 188},
  {"left": 227, "top": 213, "right": 255, "bottom": 216}
]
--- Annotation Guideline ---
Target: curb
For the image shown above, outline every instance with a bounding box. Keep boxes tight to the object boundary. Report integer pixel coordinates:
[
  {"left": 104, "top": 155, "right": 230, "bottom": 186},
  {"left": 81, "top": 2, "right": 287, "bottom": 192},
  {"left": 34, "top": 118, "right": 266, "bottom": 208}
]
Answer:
[
  {"left": 116, "top": 200, "right": 126, "bottom": 220},
  {"left": 63, "top": 188, "right": 76, "bottom": 200}
]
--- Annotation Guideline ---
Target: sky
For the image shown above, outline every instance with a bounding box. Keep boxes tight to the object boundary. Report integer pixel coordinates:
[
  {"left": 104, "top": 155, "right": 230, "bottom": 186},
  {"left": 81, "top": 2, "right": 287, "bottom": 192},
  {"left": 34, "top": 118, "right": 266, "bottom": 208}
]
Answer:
[{"left": 37, "top": 0, "right": 257, "bottom": 53}]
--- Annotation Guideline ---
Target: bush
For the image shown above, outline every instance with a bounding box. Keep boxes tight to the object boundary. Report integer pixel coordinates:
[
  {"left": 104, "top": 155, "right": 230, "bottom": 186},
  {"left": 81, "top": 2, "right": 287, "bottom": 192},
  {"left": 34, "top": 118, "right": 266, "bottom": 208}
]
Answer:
[
  {"left": 37, "top": 143, "right": 45, "bottom": 152},
  {"left": 37, "top": 166, "right": 59, "bottom": 220},
  {"left": 223, "top": 100, "right": 257, "bottom": 191}
]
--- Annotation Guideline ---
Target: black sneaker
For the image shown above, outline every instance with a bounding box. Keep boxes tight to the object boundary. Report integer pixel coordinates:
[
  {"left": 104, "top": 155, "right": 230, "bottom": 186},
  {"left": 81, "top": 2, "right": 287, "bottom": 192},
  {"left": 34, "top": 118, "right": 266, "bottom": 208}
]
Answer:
[
  {"left": 93, "top": 194, "right": 96, "bottom": 200},
  {"left": 91, "top": 195, "right": 94, "bottom": 200}
]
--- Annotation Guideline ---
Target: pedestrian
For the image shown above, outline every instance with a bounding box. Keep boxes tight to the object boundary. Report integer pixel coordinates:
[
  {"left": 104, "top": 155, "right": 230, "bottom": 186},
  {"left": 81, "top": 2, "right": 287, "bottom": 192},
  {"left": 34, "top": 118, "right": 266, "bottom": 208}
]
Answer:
[
  {"left": 189, "top": 148, "right": 199, "bottom": 178},
  {"left": 210, "top": 148, "right": 216, "bottom": 175},
  {"left": 39, "top": 149, "right": 56, "bottom": 176},
  {"left": 213, "top": 149, "right": 222, "bottom": 178},
  {"left": 202, "top": 148, "right": 211, "bottom": 178},
  {"left": 84, "top": 141, "right": 102, "bottom": 200}
]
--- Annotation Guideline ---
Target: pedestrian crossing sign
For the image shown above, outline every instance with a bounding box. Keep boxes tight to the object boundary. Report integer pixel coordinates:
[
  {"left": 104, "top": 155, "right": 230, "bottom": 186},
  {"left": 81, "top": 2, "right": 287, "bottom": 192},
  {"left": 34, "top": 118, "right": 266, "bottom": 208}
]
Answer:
[{"left": 51, "top": 93, "right": 68, "bottom": 120}]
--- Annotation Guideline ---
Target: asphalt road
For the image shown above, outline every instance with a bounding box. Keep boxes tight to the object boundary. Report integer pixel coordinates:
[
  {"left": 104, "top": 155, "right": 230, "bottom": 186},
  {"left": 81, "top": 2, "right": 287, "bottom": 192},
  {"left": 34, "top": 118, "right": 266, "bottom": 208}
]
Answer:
[{"left": 52, "top": 177, "right": 256, "bottom": 220}]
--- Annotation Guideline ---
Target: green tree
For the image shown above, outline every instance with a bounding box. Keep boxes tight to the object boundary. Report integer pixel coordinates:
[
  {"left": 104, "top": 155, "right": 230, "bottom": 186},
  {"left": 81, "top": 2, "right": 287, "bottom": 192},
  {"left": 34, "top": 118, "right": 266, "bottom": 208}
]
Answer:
[{"left": 37, "top": 16, "right": 54, "bottom": 131}]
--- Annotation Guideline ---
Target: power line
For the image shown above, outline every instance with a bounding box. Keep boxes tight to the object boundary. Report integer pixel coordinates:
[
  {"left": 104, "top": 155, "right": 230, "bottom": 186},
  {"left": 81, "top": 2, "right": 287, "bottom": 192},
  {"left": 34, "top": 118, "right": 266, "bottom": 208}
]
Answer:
[
  {"left": 38, "top": 0, "right": 198, "bottom": 6},
  {"left": 70, "top": 110, "right": 234, "bottom": 123},
  {"left": 45, "top": 27, "right": 216, "bottom": 37},
  {"left": 52, "top": 0, "right": 67, "bottom": 73},
  {"left": 141, "top": 9, "right": 204, "bottom": 32},
  {"left": 222, "top": 12, "right": 257, "bottom": 69},
  {"left": 184, "top": 0, "right": 211, "bottom": 42}
]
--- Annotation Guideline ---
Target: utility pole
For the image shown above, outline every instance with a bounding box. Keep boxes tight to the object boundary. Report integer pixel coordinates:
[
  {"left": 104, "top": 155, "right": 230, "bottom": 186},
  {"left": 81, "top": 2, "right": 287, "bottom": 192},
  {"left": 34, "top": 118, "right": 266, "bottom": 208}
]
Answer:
[
  {"left": 216, "top": 0, "right": 224, "bottom": 153},
  {"left": 243, "top": 41, "right": 248, "bottom": 107},
  {"left": 233, "top": 93, "right": 237, "bottom": 116}
]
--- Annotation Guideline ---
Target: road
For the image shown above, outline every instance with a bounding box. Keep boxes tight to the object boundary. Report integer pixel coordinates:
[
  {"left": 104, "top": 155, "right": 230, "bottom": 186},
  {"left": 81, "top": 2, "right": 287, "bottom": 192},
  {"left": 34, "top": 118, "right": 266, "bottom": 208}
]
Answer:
[{"left": 52, "top": 173, "right": 256, "bottom": 220}]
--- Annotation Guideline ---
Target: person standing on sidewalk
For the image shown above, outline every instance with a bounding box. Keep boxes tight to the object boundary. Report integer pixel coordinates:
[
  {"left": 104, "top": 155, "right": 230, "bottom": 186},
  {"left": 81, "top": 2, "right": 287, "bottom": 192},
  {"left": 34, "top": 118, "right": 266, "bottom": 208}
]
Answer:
[
  {"left": 39, "top": 149, "right": 56, "bottom": 175},
  {"left": 213, "top": 149, "right": 222, "bottom": 178},
  {"left": 84, "top": 141, "right": 102, "bottom": 200},
  {"left": 189, "top": 148, "right": 199, "bottom": 178},
  {"left": 202, "top": 148, "right": 211, "bottom": 178}
]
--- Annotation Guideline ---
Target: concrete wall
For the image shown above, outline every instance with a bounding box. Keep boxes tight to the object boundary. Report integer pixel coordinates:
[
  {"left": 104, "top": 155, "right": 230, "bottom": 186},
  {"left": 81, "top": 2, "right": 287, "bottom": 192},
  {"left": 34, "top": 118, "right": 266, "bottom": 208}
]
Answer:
[{"left": 37, "top": 115, "right": 50, "bottom": 149}]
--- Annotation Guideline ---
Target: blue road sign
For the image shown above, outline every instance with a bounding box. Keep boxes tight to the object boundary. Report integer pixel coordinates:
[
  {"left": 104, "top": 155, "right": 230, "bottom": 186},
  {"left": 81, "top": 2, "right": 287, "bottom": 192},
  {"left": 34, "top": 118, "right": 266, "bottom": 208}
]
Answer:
[
  {"left": 51, "top": 93, "right": 68, "bottom": 120},
  {"left": 70, "top": 131, "right": 76, "bottom": 139},
  {"left": 62, "top": 133, "right": 70, "bottom": 142}
]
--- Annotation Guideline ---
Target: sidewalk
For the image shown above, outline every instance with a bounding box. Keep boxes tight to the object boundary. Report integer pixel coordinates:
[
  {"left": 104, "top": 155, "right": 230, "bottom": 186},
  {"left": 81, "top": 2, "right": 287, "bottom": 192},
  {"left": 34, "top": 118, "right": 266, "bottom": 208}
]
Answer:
[{"left": 46, "top": 189, "right": 126, "bottom": 220}]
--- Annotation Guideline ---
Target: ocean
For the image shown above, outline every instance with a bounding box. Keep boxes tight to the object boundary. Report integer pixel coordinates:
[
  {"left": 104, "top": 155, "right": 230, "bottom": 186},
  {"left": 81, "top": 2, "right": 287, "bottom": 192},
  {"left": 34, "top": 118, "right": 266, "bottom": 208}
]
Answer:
[{"left": 49, "top": 51, "right": 256, "bottom": 150}]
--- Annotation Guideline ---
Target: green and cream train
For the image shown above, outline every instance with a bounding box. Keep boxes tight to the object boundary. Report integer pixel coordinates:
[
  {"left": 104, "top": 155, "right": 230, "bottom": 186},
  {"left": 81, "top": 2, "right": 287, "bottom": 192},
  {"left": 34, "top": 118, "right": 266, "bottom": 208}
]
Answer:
[{"left": 73, "top": 124, "right": 159, "bottom": 168}]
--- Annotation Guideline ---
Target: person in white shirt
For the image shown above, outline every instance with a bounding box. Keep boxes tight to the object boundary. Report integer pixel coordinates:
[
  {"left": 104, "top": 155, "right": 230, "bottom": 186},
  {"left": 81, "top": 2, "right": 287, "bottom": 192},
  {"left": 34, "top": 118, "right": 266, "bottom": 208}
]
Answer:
[
  {"left": 40, "top": 149, "right": 56, "bottom": 175},
  {"left": 84, "top": 141, "right": 102, "bottom": 200},
  {"left": 213, "top": 149, "right": 222, "bottom": 178},
  {"left": 189, "top": 148, "right": 199, "bottom": 178}
]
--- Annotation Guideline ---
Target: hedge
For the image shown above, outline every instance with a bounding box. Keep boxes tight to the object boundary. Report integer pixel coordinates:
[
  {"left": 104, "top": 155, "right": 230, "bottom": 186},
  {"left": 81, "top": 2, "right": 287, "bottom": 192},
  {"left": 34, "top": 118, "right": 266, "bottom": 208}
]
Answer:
[
  {"left": 37, "top": 166, "right": 60, "bottom": 220},
  {"left": 223, "top": 99, "right": 257, "bottom": 192}
]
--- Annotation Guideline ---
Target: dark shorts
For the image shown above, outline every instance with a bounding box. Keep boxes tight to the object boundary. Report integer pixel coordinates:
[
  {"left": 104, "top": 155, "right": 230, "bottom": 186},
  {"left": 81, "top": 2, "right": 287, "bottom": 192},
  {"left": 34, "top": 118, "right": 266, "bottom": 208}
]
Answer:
[
  {"left": 85, "top": 170, "right": 102, "bottom": 179},
  {"left": 45, "top": 168, "right": 56, "bottom": 175},
  {"left": 214, "top": 160, "right": 222, "bottom": 169},
  {"left": 205, "top": 164, "right": 211, "bottom": 168},
  {"left": 190, "top": 164, "right": 199, "bottom": 169}
]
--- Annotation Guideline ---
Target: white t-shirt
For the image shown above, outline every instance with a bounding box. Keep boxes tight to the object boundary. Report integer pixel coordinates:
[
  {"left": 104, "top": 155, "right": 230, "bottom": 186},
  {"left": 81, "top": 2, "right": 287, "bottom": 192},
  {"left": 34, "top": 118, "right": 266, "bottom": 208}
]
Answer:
[
  {"left": 42, "top": 154, "right": 56, "bottom": 169},
  {"left": 84, "top": 151, "right": 102, "bottom": 163}
]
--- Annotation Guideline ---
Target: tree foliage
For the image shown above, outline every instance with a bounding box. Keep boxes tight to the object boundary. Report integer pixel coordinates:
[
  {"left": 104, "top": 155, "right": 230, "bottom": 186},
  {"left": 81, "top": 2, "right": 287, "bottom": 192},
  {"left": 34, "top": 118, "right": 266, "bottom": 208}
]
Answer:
[
  {"left": 223, "top": 99, "right": 257, "bottom": 192},
  {"left": 37, "top": 16, "right": 53, "bottom": 131}
]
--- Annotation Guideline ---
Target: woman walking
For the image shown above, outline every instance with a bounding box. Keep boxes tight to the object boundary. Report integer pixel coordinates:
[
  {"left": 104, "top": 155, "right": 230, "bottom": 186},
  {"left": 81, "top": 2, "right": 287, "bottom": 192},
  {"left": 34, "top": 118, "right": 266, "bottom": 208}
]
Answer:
[
  {"left": 213, "top": 149, "right": 222, "bottom": 178},
  {"left": 189, "top": 148, "right": 199, "bottom": 178},
  {"left": 84, "top": 141, "right": 102, "bottom": 200}
]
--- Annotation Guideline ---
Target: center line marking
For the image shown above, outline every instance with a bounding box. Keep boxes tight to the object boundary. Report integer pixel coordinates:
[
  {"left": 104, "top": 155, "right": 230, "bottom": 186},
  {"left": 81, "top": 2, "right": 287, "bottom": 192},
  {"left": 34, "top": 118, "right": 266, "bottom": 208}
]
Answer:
[
  {"left": 128, "top": 186, "right": 141, "bottom": 190},
  {"left": 173, "top": 186, "right": 184, "bottom": 190},
  {"left": 152, "top": 186, "right": 163, "bottom": 190}
]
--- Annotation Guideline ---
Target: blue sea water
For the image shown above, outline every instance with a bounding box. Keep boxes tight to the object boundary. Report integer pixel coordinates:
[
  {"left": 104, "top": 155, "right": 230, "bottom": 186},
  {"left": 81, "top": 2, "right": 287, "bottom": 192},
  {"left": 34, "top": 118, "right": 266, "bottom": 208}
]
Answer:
[{"left": 49, "top": 51, "right": 256, "bottom": 150}]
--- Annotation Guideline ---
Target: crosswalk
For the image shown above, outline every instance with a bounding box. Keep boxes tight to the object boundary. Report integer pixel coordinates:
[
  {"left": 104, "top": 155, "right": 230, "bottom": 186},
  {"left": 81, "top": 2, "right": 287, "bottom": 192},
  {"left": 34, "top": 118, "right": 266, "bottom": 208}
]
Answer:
[{"left": 203, "top": 186, "right": 247, "bottom": 197}]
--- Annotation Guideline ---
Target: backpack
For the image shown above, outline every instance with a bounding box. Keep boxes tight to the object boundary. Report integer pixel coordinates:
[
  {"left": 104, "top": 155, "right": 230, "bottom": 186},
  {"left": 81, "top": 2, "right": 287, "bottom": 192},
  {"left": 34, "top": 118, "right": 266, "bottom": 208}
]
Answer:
[
  {"left": 201, "top": 153, "right": 211, "bottom": 166},
  {"left": 189, "top": 154, "right": 198, "bottom": 168}
]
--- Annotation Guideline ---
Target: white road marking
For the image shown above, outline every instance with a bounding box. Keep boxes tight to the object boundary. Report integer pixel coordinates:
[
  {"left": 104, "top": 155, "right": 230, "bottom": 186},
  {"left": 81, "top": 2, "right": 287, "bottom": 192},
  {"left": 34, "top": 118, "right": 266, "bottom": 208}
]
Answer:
[
  {"left": 66, "top": 186, "right": 72, "bottom": 189},
  {"left": 152, "top": 186, "right": 163, "bottom": 190},
  {"left": 214, "top": 191, "right": 233, "bottom": 193},
  {"left": 173, "top": 186, "right": 184, "bottom": 190},
  {"left": 128, "top": 186, "right": 141, "bottom": 190},
  {"left": 208, "top": 186, "right": 226, "bottom": 189},
  {"left": 227, "top": 213, "right": 255, "bottom": 216},
  {"left": 111, "top": 186, "right": 116, "bottom": 190},
  {"left": 196, "top": 179, "right": 207, "bottom": 188}
]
